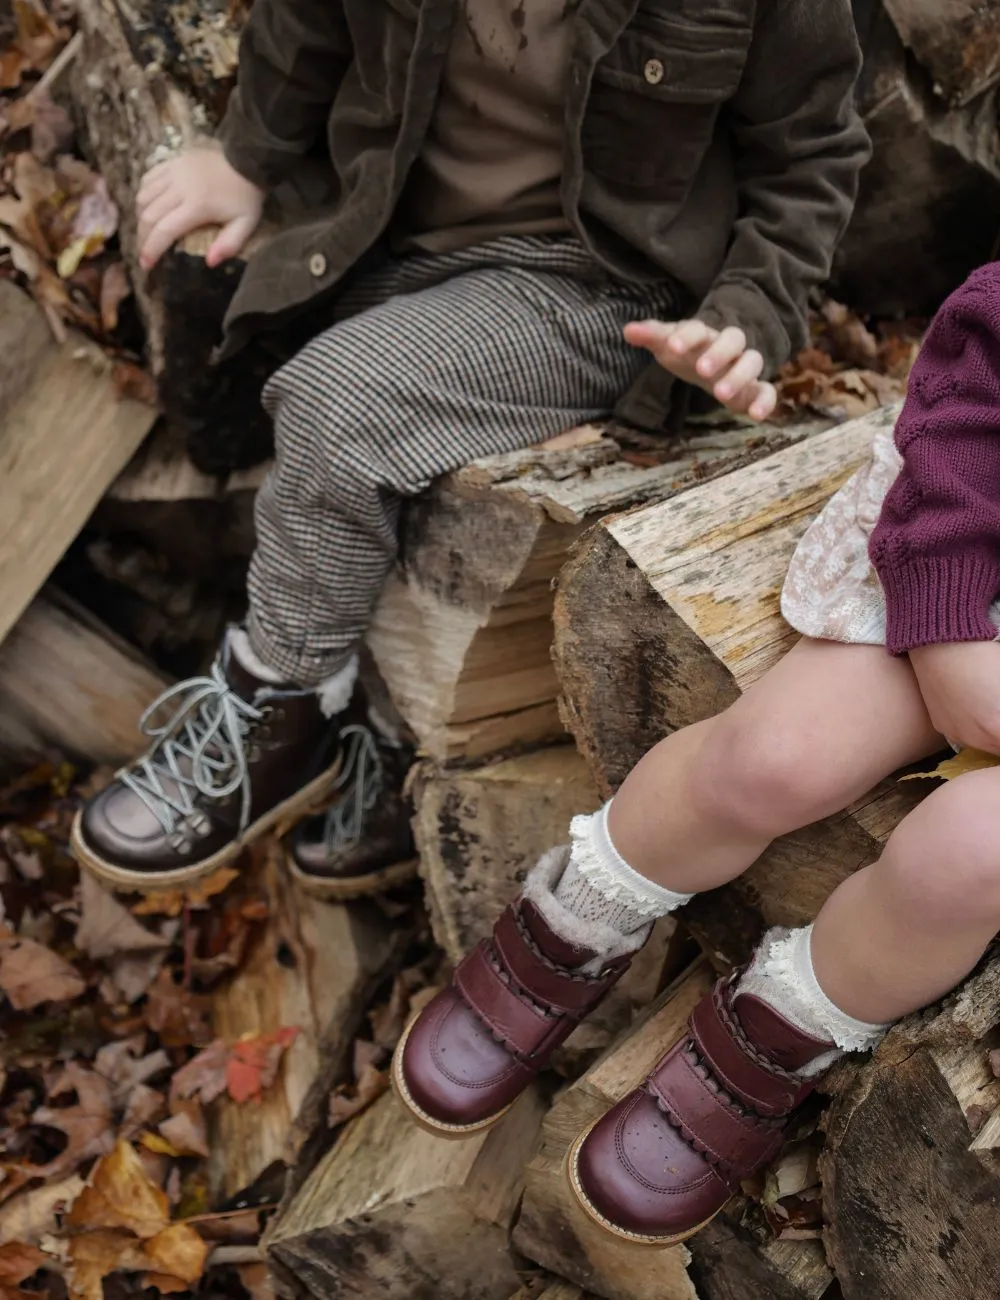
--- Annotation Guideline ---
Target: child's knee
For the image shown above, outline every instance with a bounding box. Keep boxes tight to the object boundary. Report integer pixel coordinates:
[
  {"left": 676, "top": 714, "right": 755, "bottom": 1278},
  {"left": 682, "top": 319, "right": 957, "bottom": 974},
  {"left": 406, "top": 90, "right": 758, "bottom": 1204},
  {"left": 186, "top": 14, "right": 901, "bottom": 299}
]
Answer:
[
  {"left": 888, "top": 769, "right": 1000, "bottom": 915},
  {"left": 693, "top": 708, "right": 845, "bottom": 835}
]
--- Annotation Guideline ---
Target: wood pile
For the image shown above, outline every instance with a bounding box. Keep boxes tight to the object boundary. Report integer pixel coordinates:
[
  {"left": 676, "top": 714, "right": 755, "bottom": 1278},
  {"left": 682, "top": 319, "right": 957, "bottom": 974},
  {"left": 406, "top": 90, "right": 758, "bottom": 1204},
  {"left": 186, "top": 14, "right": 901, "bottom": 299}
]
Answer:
[{"left": 3, "top": 3, "right": 1000, "bottom": 1300}]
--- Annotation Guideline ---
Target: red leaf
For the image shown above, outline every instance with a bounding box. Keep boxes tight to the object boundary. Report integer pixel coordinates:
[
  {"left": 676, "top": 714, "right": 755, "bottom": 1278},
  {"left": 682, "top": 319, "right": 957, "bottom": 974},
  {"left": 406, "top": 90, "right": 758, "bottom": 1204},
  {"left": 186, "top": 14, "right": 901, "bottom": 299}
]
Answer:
[{"left": 225, "top": 1028, "right": 299, "bottom": 1104}]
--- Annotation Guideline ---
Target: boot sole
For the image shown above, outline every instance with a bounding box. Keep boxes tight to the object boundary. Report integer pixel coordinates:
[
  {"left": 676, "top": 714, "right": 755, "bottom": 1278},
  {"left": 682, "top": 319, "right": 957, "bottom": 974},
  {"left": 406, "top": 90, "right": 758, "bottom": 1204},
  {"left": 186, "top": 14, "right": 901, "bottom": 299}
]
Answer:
[
  {"left": 390, "top": 1014, "right": 514, "bottom": 1140},
  {"left": 70, "top": 763, "right": 343, "bottom": 894},
  {"left": 566, "top": 1120, "right": 721, "bottom": 1248},
  {"left": 285, "top": 854, "right": 420, "bottom": 901}
]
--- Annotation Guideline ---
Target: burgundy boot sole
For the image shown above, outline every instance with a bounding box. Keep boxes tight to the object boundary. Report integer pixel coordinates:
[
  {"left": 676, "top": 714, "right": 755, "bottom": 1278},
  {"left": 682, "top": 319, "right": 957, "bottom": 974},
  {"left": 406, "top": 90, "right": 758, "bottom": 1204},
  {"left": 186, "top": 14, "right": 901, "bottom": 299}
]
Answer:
[
  {"left": 71, "top": 761, "right": 343, "bottom": 893},
  {"left": 565, "top": 1119, "right": 724, "bottom": 1248},
  {"left": 390, "top": 1015, "right": 515, "bottom": 1140}
]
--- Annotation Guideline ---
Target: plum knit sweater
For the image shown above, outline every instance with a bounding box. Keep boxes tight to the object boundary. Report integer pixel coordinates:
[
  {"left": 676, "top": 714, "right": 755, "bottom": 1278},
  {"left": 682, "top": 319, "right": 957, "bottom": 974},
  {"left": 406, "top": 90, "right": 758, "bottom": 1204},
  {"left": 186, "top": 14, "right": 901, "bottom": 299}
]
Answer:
[{"left": 870, "top": 264, "right": 1000, "bottom": 654}]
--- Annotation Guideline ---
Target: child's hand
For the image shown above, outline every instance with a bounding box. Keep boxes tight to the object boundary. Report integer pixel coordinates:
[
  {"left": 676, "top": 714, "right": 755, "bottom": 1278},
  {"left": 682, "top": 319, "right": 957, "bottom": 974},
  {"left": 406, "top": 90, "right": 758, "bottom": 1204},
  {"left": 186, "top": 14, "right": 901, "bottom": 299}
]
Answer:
[
  {"left": 137, "top": 147, "right": 265, "bottom": 272},
  {"left": 910, "top": 641, "right": 1000, "bottom": 754},
  {"left": 625, "top": 319, "right": 777, "bottom": 421}
]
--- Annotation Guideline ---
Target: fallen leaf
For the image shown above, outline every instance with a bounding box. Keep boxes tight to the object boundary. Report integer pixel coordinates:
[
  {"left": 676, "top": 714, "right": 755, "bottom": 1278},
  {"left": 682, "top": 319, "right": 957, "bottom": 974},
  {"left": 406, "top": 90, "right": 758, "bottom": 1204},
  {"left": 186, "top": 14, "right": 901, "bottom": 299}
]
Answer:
[
  {"left": 237, "top": 1262, "right": 276, "bottom": 1300},
  {"left": 29, "top": 92, "right": 75, "bottom": 164},
  {"left": 820, "top": 298, "right": 879, "bottom": 368},
  {"left": 158, "top": 1100, "right": 208, "bottom": 1158},
  {"left": 226, "top": 1028, "right": 300, "bottom": 1104},
  {"left": 169, "top": 1039, "right": 229, "bottom": 1106},
  {"left": 989, "top": 1048, "right": 1000, "bottom": 1079},
  {"left": 112, "top": 361, "right": 158, "bottom": 406},
  {"left": 94, "top": 1036, "right": 170, "bottom": 1105},
  {"left": 143, "top": 1223, "right": 207, "bottom": 1283},
  {"left": 67, "top": 1228, "right": 144, "bottom": 1300},
  {"left": 30, "top": 1065, "right": 114, "bottom": 1180},
  {"left": 133, "top": 866, "right": 239, "bottom": 917},
  {"left": 903, "top": 749, "right": 1000, "bottom": 783},
  {"left": 77, "top": 875, "right": 175, "bottom": 1002},
  {"left": 0, "top": 936, "right": 86, "bottom": 1009},
  {"left": 99, "top": 261, "right": 130, "bottom": 333},
  {"left": 143, "top": 1272, "right": 191, "bottom": 1294},
  {"left": 328, "top": 1062, "right": 388, "bottom": 1129},
  {"left": 70, "top": 176, "right": 118, "bottom": 246},
  {"left": 0, "top": 1243, "right": 47, "bottom": 1288},
  {"left": 0, "top": 1176, "right": 86, "bottom": 1245},
  {"left": 120, "top": 1084, "right": 166, "bottom": 1141},
  {"left": 139, "top": 1132, "right": 182, "bottom": 1158},
  {"left": 66, "top": 1140, "right": 169, "bottom": 1238},
  {"left": 143, "top": 968, "right": 212, "bottom": 1049}
]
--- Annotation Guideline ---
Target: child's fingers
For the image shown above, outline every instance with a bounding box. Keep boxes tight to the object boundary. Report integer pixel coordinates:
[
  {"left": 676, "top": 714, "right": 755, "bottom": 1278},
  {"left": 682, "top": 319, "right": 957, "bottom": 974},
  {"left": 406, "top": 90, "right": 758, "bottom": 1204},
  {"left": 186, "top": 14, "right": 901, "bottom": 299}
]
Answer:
[
  {"left": 696, "top": 326, "right": 747, "bottom": 379},
  {"left": 137, "top": 164, "right": 175, "bottom": 205},
  {"left": 713, "top": 348, "right": 764, "bottom": 401},
  {"left": 207, "top": 213, "right": 258, "bottom": 267},
  {"left": 623, "top": 320, "right": 678, "bottom": 350},
  {"left": 748, "top": 382, "right": 778, "bottom": 421},
  {"left": 137, "top": 191, "right": 184, "bottom": 237},
  {"left": 667, "top": 319, "right": 716, "bottom": 355},
  {"left": 140, "top": 206, "right": 195, "bottom": 270}
]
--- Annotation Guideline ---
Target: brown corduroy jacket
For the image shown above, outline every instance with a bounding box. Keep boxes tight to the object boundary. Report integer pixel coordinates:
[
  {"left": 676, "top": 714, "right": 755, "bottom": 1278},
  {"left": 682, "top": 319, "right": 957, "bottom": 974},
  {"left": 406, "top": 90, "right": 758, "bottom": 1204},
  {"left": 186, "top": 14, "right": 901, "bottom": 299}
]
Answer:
[{"left": 218, "top": 0, "right": 870, "bottom": 428}]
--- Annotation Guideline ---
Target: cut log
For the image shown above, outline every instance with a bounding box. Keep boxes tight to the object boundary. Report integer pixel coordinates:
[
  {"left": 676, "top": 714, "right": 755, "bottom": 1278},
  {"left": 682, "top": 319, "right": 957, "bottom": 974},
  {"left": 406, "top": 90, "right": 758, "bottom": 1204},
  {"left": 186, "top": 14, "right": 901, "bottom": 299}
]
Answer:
[
  {"left": 266, "top": 1085, "right": 548, "bottom": 1300},
  {"left": 822, "top": 953, "right": 1000, "bottom": 1300},
  {"left": 553, "top": 403, "right": 929, "bottom": 966},
  {"left": 515, "top": 959, "right": 835, "bottom": 1300},
  {"left": 409, "top": 745, "right": 690, "bottom": 1074},
  {"left": 509, "top": 1283, "right": 595, "bottom": 1300},
  {"left": 72, "top": 0, "right": 298, "bottom": 473},
  {"left": 834, "top": 1, "right": 1000, "bottom": 314},
  {"left": 368, "top": 423, "right": 815, "bottom": 765},
  {"left": 208, "top": 863, "right": 403, "bottom": 1204},
  {"left": 0, "top": 287, "right": 156, "bottom": 646},
  {"left": 513, "top": 962, "right": 710, "bottom": 1300},
  {"left": 0, "top": 589, "right": 167, "bottom": 773}
]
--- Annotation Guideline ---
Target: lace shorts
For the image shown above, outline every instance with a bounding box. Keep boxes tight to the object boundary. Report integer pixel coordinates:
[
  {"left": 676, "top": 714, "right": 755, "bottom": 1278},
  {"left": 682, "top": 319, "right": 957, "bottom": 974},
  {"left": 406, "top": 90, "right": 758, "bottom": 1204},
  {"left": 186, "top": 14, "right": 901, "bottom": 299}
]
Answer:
[{"left": 781, "top": 426, "right": 1000, "bottom": 645}]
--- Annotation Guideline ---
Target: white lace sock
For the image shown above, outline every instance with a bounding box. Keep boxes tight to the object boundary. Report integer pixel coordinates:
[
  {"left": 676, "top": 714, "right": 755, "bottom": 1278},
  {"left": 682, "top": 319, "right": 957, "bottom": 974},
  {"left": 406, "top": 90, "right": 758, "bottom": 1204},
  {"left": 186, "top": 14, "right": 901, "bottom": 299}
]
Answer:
[
  {"left": 230, "top": 627, "right": 358, "bottom": 717},
  {"left": 737, "top": 925, "right": 892, "bottom": 1077},
  {"left": 553, "top": 801, "right": 694, "bottom": 938}
]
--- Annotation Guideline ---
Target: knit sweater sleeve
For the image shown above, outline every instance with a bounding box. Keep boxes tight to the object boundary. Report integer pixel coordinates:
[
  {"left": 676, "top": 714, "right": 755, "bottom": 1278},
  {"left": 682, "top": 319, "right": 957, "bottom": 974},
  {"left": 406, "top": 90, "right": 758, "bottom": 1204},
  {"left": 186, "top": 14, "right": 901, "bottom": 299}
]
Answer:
[{"left": 869, "top": 264, "right": 1000, "bottom": 655}]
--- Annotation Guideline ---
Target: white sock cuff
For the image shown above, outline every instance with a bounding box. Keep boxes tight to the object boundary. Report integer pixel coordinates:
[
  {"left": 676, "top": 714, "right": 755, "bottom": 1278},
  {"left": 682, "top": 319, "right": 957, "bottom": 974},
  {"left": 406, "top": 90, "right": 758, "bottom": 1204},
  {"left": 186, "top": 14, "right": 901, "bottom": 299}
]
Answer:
[
  {"left": 229, "top": 627, "right": 286, "bottom": 684},
  {"left": 523, "top": 848, "right": 652, "bottom": 962},
  {"left": 316, "top": 656, "right": 359, "bottom": 718},
  {"left": 747, "top": 925, "right": 891, "bottom": 1054},
  {"left": 567, "top": 802, "right": 694, "bottom": 921}
]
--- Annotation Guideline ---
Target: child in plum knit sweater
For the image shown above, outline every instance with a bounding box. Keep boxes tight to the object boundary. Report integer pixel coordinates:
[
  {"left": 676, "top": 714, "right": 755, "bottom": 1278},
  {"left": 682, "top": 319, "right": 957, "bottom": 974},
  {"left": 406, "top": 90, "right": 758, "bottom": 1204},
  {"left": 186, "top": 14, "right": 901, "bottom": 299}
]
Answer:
[{"left": 395, "top": 264, "right": 1000, "bottom": 1246}]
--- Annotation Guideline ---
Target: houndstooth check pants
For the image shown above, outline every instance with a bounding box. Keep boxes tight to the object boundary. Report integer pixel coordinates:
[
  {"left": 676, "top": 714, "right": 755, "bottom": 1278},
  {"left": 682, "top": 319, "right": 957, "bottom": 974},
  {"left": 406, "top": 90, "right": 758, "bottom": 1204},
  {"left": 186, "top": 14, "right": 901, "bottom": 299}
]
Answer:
[{"left": 247, "top": 235, "right": 677, "bottom": 685}]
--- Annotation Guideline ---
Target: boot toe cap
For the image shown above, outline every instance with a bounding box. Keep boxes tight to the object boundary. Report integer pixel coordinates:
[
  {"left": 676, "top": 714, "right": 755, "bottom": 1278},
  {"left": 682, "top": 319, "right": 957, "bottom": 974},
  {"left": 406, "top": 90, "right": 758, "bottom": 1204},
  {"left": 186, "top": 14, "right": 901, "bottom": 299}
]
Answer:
[
  {"left": 574, "top": 1089, "right": 729, "bottom": 1242},
  {"left": 79, "top": 781, "right": 172, "bottom": 867},
  {"left": 398, "top": 988, "right": 529, "bottom": 1130}
]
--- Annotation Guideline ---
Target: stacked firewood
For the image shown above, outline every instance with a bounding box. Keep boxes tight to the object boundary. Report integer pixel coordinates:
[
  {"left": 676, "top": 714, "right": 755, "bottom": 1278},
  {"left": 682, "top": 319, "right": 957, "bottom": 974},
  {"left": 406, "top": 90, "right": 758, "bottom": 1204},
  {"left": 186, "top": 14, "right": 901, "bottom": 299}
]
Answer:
[{"left": 3, "top": 3, "right": 1000, "bottom": 1300}]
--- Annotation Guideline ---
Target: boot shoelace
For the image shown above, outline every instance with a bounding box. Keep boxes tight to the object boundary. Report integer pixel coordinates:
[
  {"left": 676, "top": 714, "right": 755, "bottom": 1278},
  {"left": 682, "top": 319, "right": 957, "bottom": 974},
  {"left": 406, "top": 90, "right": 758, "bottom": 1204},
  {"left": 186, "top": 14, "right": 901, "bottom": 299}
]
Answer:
[
  {"left": 121, "top": 662, "right": 265, "bottom": 840},
  {"left": 323, "top": 723, "right": 384, "bottom": 852}
]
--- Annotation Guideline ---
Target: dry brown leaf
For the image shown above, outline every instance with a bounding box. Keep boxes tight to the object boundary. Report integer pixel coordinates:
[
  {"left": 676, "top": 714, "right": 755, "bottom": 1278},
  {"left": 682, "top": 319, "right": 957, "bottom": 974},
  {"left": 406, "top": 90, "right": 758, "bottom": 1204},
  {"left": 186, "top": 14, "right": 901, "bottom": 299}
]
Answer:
[
  {"left": 0, "top": 935, "right": 85, "bottom": 1009},
  {"left": 132, "top": 866, "right": 239, "bottom": 917},
  {"left": 143, "top": 1272, "right": 191, "bottom": 1294},
  {"left": 143, "top": 1223, "right": 207, "bottom": 1284},
  {"left": 29, "top": 92, "right": 74, "bottom": 163},
  {"left": 143, "top": 969, "right": 213, "bottom": 1049},
  {"left": 158, "top": 1100, "right": 209, "bottom": 1158},
  {"left": 111, "top": 360, "right": 158, "bottom": 406},
  {"left": 67, "top": 1229, "right": 145, "bottom": 1300},
  {"left": 0, "top": 1175, "right": 86, "bottom": 1245},
  {"left": 66, "top": 1140, "right": 169, "bottom": 1239},
  {"left": 237, "top": 1262, "right": 276, "bottom": 1300},
  {"left": 94, "top": 1036, "right": 170, "bottom": 1105},
  {"left": 819, "top": 298, "right": 879, "bottom": 368},
  {"left": 30, "top": 1065, "right": 114, "bottom": 1180},
  {"left": 169, "top": 1039, "right": 229, "bottom": 1106},
  {"left": 77, "top": 874, "right": 175, "bottom": 1002},
  {"left": 120, "top": 1084, "right": 166, "bottom": 1141},
  {"left": 328, "top": 1063, "right": 388, "bottom": 1129},
  {"left": 99, "top": 261, "right": 130, "bottom": 334},
  {"left": 0, "top": 1243, "right": 48, "bottom": 1287}
]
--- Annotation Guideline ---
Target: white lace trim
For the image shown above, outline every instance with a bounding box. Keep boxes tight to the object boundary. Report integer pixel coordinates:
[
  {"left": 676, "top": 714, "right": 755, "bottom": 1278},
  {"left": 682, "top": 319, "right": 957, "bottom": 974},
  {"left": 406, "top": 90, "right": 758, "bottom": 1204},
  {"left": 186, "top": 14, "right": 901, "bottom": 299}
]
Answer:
[
  {"left": 567, "top": 802, "right": 694, "bottom": 920},
  {"left": 749, "top": 925, "right": 890, "bottom": 1054}
]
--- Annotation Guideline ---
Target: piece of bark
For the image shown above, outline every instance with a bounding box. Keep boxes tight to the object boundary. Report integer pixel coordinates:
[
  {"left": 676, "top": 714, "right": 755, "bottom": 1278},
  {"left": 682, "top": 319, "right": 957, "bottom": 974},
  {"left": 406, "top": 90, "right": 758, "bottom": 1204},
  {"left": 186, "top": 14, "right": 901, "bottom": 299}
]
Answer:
[
  {"left": 409, "top": 745, "right": 689, "bottom": 1075},
  {"left": 266, "top": 1086, "right": 548, "bottom": 1300},
  {"left": 687, "top": 1220, "right": 834, "bottom": 1300},
  {"left": 513, "top": 961, "right": 711, "bottom": 1300},
  {"left": 0, "top": 294, "right": 157, "bottom": 647},
  {"left": 208, "top": 882, "right": 401, "bottom": 1204},
  {"left": 553, "top": 404, "right": 929, "bottom": 967},
  {"left": 822, "top": 953, "right": 1000, "bottom": 1300},
  {"left": 0, "top": 588, "right": 167, "bottom": 773},
  {"left": 368, "top": 423, "right": 815, "bottom": 766}
]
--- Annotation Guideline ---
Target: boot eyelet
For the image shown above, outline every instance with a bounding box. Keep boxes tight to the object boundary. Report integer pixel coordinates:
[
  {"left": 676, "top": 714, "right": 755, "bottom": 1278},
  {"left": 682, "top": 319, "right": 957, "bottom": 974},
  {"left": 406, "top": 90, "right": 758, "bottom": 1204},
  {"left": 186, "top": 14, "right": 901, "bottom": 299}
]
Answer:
[{"left": 248, "top": 745, "right": 262, "bottom": 763}]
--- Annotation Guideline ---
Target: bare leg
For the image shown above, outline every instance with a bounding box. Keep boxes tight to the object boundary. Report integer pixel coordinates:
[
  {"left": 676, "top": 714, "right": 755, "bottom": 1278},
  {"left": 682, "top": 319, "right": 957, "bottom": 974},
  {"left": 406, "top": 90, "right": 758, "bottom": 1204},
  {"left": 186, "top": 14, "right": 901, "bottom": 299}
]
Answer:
[
  {"left": 813, "top": 766, "right": 1000, "bottom": 1022},
  {"left": 607, "top": 638, "right": 943, "bottom": 893}
]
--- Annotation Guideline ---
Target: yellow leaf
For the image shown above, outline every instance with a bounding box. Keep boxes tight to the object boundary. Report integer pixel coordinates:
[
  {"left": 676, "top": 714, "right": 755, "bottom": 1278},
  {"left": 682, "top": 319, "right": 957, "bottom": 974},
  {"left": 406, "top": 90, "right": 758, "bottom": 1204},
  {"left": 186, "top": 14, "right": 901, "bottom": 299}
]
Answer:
[
  {"left": 902, "top": 749, "right": 1000, "bottom": 783},
  {"left": 67, "top": 1140, "right": 169, "bottom": 1239},
  {"left": 139, "top": 1131, "right": 182, "bottom": 1158},
  {"left": 143, "top": 1224, "right": 208, "bottom": 1285},
  {"left": 56, "top": 235, "right": 102, "bottom": 279}
]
